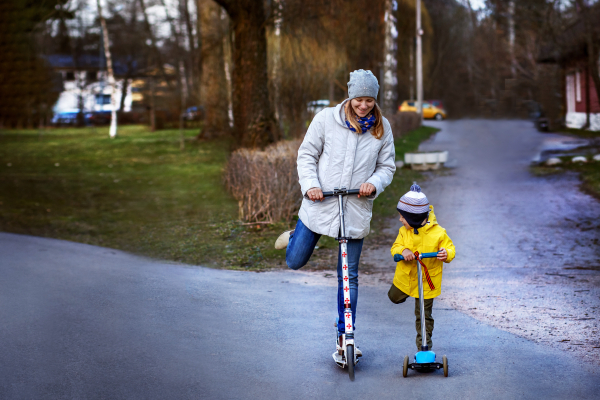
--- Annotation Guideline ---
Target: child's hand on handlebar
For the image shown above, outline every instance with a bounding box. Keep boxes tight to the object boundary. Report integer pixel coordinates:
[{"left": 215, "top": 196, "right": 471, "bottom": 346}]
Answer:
[
  {"left": 401, "top": 248, "right": 415, "bottom": 261},
  {"left": 437, "top": 248, "right": 447, "bottom": 261},
  {"left": 307, "top": 187, "right": 324, "bottom": 201},
  {"left": 357, "top": 183, "right": 376, "bottom": 198}
]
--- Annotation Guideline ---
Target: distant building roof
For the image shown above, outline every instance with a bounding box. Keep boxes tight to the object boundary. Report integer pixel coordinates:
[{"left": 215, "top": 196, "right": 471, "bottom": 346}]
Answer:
[{"left": 44, "top": 54, "right": 139, "bottom": 77}]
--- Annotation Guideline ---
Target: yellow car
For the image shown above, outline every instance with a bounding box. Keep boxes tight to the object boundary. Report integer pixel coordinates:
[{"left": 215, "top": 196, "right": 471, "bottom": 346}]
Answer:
[{"left": 399, "top": 100, "right": 446, "bottom": 120}]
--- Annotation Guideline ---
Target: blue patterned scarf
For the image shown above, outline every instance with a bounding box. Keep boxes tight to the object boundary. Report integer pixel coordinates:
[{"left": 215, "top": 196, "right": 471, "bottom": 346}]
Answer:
[{"left": 345, "top": 113, "right": 376, "bottom": 133}]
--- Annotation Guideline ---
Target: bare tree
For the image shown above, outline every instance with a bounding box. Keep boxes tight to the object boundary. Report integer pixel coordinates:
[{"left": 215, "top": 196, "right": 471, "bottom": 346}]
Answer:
[
  {"left": 212, "top": 0, "right": 280, "bottom": 148},
  {"left": 574, "top": 0, "right": 600, "bottom": 128},
  {"left": 382, "top": 0, "right": 398, "bottom": 115},
  {"left": 96, "top": 0, "right": 118, "bottom": 138},
  {"left": 138, "top": 0, "right": 173, "bottom": 91}
]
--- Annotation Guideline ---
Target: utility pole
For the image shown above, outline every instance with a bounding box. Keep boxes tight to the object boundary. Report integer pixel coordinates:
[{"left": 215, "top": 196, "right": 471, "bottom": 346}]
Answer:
[
  {"left": 416, "top": 0, "right": 423, "bottom": 122},
  {"left": 508, "top": 0, "right": 516, "bottom": 78}
]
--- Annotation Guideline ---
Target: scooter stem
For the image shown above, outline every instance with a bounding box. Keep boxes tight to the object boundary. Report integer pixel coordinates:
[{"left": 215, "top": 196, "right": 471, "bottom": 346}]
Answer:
[
  {"left": 337, "top": 193, "right": 353, "bottom": 340},
  {"left": 416, "top": 254, "right": 428, "bottom": 351},
  {"left": 338, "top": 195, "right": 346, "bottom": 238}
]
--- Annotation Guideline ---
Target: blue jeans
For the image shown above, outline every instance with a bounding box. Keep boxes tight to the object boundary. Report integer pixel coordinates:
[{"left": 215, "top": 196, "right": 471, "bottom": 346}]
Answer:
[{"left": 286, "top": 218, "right": 363, "bottom": 335}]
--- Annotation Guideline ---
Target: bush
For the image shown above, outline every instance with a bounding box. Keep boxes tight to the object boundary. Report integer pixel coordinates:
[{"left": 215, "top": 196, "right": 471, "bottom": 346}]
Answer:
[
  {"left": 388, "top": 112, "right": 422, "bottom": 138},
  {"left": 224, "top": 140, "right": 302, "bottom": 223}
]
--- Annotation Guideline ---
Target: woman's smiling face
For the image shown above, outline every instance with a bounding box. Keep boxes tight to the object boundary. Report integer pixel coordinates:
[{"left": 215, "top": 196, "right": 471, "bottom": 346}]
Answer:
[{"left": 350, "top": 97, "right": 375, "bottom": 117}]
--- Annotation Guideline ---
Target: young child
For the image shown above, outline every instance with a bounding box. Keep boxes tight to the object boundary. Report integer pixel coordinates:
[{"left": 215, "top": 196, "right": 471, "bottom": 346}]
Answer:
[{"left": 389, "top": 183, "right": 455, "bottom": 350}]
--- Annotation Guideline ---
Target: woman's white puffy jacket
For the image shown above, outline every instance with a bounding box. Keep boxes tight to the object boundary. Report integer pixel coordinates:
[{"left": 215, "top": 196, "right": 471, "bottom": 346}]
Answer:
[{"left": 297, "top": 100, "right": 396, "bottom": 239}]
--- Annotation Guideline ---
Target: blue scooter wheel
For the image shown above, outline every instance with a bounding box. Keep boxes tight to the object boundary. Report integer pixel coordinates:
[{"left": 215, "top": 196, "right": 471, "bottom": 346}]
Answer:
[{"left": 403, "top": 355, "right": 409, "bottom": 377}]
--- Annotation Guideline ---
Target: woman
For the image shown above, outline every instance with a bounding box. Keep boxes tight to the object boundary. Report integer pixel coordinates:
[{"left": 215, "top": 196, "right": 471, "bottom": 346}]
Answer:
[{"left": 275, "top": 69, "right": 396, "bottom": 361}]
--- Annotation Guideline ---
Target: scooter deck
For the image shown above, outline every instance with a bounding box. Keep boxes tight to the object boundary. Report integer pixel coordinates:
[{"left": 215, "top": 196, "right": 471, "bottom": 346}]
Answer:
[{"left": 409, "top": 362, "right": 444, "bottom": 372}]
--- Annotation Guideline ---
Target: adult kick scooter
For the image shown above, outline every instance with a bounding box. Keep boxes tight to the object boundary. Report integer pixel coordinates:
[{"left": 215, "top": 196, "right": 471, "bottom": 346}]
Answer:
[
  {"left": 309, "top": 187, "right": 372, "bottom": 381},
  {"left": 393, "top": 251, "right": 449, "bottom": 377}
]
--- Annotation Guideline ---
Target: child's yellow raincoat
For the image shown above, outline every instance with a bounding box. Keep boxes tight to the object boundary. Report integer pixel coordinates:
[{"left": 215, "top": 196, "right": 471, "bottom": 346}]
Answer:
[{"left": 390, "top": 205, "right": 455, "bottom": 299}]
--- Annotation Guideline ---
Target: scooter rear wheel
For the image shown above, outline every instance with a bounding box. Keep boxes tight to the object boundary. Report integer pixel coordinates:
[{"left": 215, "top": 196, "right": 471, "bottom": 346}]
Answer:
[
  {"left": 403, "top": 355, "right": 409, "bottom": 377},
  {"left": 443, "top": 355, "right": 448, "bottom": 377},
  {"left": 347, "top": 345, "right": 355, "bottom": 381}
]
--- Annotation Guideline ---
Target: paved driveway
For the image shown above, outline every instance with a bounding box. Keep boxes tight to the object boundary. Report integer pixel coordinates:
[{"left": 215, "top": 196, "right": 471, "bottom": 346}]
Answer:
[{"left": 1, "top": 226, "right": 599, "bottom": 399}]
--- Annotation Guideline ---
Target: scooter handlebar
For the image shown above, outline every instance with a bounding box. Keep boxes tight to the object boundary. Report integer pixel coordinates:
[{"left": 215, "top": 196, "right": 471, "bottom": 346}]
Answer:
[
  {"left": 322, "top": 189, "right": 361, "bottom": 197},
  {"left": 304, "top": 188, "right": 375, "bottom": 200},
  {"left": 393, "top": 251, "right": 439, "bottom": 261}
]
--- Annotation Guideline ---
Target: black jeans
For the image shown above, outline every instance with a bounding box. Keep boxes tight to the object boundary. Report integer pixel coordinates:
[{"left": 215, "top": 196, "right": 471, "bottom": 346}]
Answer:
[{"left": 388, "top": 284, "right": 434, "bottom": 350}]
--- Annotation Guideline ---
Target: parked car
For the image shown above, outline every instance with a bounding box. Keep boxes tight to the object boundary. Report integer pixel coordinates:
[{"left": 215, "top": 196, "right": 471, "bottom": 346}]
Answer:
[
  {"left": 427, "top": 99, "right": 445, "bottom": 110},
  {"left": 183, "top": 105, "right": 205, "bottom": 121},
  {"left": 307, "top": 99, "right": 330, "bottom": 115},
  {"left": 51, "top": 111, "right": 81, "bottom": 126},
  {"left": 86, "top": 111, "right": 112, "bottom": 125},
  {"left": 399, "top": 100, "right": 446, "bottom": 120}
]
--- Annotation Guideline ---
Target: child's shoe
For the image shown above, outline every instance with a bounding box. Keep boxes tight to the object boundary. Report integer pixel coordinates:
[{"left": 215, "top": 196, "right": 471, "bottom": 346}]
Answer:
[{"left": 274, "top": 230, "right": 293, "bottom": 249}]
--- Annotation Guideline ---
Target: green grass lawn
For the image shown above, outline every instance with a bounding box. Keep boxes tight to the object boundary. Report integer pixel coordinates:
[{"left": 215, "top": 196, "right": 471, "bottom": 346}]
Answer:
[{"left": 0, "top": 124, "right": 439, "bottom": 269}]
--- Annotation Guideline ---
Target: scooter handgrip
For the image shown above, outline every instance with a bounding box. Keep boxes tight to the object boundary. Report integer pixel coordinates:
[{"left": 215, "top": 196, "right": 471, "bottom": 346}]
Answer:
[
  {"left": 393, "top": 251, "right": 439, "bottom": 262},
  {"left": 420, "top": 252, "right": 440, "bottom": 259}
]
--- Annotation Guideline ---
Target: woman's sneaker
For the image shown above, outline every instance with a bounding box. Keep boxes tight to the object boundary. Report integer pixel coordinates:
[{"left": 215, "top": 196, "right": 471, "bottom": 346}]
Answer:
[{"left": 274, "top": 230, "right": 293, "bottom": 250}]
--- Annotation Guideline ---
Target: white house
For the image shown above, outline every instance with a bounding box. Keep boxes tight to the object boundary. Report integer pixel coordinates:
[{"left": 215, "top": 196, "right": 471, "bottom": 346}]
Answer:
[{"left": 47, "top": 54, "right": 133, "bottom": 114}]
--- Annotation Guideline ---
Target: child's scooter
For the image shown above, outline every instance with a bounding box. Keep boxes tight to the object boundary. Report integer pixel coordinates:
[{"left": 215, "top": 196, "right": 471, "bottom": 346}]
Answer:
[
  {"left": 309, "top": 187, "right": 371, "bottom": 381},
  {"left": 393, "top": 251, "right": 449, "bottom": 377}
]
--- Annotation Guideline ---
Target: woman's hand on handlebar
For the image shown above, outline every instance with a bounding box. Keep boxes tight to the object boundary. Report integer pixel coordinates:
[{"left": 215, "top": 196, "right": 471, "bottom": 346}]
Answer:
[
  {"left": 307, "top": 187, "right": 324, "bottom": 202},
  {"left": 358, "top": 183, "right": 376, "bottom": 198}
]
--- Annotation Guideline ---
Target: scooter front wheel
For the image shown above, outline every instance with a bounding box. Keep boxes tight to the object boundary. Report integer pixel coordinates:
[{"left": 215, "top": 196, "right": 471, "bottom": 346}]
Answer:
[
  {"left": 347, "top": 345, "right": 355, "bottom": 381},
  {"left": 403, "top": 355, "right": 409, "bottom": 377},
  {"left": 443, "top": 355, "right": 448, "bottom": 377}
]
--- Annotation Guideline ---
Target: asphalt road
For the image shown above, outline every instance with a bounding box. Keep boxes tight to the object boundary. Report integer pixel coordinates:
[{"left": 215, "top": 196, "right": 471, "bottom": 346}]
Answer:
[
  {"left": 1, "top": 229, "right": 600, "bottom": 399},
  {"left": 2, "top": 119, "right": 600, "bottom": 399},
  {"left": 414, "top": 120, "right": 600, "bottom": 363}
]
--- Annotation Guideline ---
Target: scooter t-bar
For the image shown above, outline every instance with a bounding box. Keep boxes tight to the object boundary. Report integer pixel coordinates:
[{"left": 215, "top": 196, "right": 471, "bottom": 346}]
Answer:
[
  {"left": 304, "top": 187, "right": 375, "bottom": 200},
  {"left": 393, "top": 251, "right": 439, "bottom": 352},
  {"left": 393, "top": 252, "right": 439, "bottom": 261}
]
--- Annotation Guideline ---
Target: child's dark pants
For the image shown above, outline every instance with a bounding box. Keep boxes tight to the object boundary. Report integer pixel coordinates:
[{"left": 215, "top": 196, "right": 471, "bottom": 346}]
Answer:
[{"left": 388, "top": 284, "right": 434, "bottom": 350}]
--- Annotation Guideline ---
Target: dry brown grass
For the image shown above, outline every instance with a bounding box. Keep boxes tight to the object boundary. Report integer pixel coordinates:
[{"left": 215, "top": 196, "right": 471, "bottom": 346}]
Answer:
[
  {"left": 224, "top": 140, "right": 302, "bottom": 222},
  {"left": 388, "top": 112, "right": 421, "bottom": 138}
]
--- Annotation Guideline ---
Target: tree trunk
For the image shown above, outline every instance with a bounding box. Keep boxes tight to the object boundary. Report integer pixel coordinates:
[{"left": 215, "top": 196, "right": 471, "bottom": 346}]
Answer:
[
  {"left": 139, "top": 0, "right": 173, "bottom": 91},
  {"left": 198, "top": 1, "right": 229, "bottom": 139},
  {"left": 119, "top": 77, "right": 129, "bottom": 112},
  {"left": 97, "top": 0, "right": 118, "bottom": 138},
  {"left": 383, "top": 0, "right": 398, "bottom": 115},
  {"left": 222, "top": 9, "right": 234, "bottom": 130},
  {"left": 576, "top": 0, "right": 600, "bottom": 121},
  {"left": 213, "top": 0, "right": 279, "bottom": 148},
  {"left": 150, "top": 77, "right": 156, "bottom": 132},
  {"left": 585, "top": 66, "right": 591, "bottom": 129},
  {"left": 182, "top": 0, "right": 200, "bottom": 106}
]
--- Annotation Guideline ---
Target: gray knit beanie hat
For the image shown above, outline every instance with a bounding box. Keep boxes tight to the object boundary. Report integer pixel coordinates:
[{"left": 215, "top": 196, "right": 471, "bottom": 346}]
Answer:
[
  {"left": 397, "top": 182, "right": 430, "bottom": 234},
  {"left": 397, "top": 182, "right": 430, "bottom": 214},
  {"left": 347, "top": 69, "right": 379, "bottom": 100}
]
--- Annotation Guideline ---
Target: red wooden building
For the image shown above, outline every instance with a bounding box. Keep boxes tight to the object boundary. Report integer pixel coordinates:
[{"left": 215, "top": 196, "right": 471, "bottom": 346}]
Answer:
[{"left": 539, "top": 7, "right": 600, "bottom": 131}]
